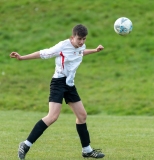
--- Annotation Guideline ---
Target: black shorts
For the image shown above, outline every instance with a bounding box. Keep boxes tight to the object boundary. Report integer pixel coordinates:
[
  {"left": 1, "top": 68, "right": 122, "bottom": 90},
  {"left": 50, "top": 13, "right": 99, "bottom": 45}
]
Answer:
[{"left": 49, "top": 77, "right": 81, "bottom": 104}]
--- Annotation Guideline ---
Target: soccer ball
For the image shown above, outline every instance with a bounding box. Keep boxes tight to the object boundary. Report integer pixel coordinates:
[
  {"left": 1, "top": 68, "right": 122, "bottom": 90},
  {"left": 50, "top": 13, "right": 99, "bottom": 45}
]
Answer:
[{"left": 114, "top": 17, "right": 133, "bottom": 36}]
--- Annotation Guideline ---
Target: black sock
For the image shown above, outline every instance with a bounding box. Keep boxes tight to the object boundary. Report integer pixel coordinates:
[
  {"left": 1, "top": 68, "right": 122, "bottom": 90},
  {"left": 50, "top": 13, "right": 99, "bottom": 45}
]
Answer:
[
  {"left": 76, "top": 123, "right": 90, "bottom": 147},
  {"left": 27, "top": 119, "right": 48, "bottom": 144}
]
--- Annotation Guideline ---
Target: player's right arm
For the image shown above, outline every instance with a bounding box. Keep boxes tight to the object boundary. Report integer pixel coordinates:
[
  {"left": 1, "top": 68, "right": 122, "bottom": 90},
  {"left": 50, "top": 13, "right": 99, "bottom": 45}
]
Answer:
[
  {"left": 10, "top": 40, "right": 64, "bottom": 60},
  {"left": 10, "top": 51, "right": 40, "bottom": 60}
]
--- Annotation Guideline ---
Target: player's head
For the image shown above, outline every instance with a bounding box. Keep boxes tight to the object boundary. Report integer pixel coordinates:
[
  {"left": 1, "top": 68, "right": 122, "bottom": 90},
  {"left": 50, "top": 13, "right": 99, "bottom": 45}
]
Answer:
[
  {"left": 71, "top": 24, "right": 88, "bottom": 48},
  {"left": 72, "top": 24, "right": 88, "bottom": 37}
]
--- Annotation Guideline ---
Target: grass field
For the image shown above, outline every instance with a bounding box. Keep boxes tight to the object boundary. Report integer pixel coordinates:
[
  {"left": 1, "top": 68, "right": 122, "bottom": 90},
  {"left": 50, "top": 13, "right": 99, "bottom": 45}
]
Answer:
[
  {"left": 0, "top": 110, "right": 154, "bottom": 160},
  {"left": 1, "top": 1, "right": 154, "bottom": 159},
  {"left": 0, "top": 0, "right": 154, "bottom": 115}
]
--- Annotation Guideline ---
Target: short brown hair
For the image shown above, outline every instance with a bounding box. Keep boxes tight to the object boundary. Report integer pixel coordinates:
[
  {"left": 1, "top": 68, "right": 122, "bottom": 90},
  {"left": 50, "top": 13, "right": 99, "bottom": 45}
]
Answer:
[{"left": 72, "top": 24, "right": 88, "bottom": 37}]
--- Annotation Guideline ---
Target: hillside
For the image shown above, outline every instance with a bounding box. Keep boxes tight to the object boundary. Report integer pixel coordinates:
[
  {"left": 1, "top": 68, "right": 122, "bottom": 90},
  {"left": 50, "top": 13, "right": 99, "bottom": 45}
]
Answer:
[{"left": 0, "top": 0, "right": 154, "bottom": 115}]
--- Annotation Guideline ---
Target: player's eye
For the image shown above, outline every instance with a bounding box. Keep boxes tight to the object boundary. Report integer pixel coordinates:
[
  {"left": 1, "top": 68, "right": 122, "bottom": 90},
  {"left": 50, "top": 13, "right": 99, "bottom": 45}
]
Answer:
[{"left": 78, "top": 38, "right": 82, "bottom": 40}]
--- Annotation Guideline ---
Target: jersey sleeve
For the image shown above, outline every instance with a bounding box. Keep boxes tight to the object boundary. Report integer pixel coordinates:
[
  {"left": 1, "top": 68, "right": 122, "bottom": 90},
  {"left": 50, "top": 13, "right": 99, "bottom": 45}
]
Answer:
[
  {"left": 83, "top": 44, "right": 86, "bottom": 50},
  {"left": 40, "top": 41, "right": 64, "bottom": 59}
]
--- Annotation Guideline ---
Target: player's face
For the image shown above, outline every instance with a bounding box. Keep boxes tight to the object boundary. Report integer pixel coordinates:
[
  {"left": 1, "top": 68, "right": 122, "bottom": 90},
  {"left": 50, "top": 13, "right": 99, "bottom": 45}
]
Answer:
[{"left": 71, "top": 35, "right": 86, "bottom": 48}]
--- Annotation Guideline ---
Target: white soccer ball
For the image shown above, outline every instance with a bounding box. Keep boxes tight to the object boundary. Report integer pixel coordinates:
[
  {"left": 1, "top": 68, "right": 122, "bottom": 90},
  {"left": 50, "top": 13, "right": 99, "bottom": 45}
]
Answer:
[{"left": 114, "top": 17, "right": 133, "bottom": 36}]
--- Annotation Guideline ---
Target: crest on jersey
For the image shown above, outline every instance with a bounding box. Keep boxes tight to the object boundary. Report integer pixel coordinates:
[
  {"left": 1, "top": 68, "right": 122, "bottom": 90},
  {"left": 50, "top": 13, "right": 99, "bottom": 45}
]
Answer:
[{"left": 79, "top": 51, "right": 82, "bottom": 54}]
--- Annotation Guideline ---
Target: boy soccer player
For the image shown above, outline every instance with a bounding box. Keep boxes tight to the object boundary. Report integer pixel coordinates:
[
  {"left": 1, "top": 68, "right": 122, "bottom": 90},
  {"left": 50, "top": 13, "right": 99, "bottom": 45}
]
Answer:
[{"left": 10, "top": 24, "right": 105, "bottom": 159}]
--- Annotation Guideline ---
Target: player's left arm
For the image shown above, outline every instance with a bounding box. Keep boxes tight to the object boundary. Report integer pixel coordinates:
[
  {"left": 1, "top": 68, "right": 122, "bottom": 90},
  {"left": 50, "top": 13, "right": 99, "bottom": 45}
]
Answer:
[{"left": 83, "top": 45, "right": 104, "bottom": 56}]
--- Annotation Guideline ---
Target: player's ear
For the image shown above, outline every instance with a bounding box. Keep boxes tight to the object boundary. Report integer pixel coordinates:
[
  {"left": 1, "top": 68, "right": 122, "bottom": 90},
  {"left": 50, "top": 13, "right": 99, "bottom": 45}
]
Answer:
[{"left": 70, "top": 36, "right": 74, "bottom": 40}]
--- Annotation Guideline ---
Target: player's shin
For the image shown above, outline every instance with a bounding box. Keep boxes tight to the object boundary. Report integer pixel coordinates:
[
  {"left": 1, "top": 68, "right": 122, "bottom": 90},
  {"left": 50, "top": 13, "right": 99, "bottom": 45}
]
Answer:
[
  {"left": 76, "top": 123, "right": 91, "bottom": 150},
  {"left": 26, "top": 119, "right": 48, "bottom": 145}
]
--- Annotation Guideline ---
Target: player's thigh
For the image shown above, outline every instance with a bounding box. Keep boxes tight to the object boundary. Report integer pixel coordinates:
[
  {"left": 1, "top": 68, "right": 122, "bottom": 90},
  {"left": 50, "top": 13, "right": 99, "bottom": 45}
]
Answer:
[
  {"left": 42, "top": 102, "right": 62, "bottom": 126},
  {"left": 68, "top": 101, "right": 87, "bottom": 121},
  {"left": 48, "top": 102, "right": 62, "bottom": 117}
]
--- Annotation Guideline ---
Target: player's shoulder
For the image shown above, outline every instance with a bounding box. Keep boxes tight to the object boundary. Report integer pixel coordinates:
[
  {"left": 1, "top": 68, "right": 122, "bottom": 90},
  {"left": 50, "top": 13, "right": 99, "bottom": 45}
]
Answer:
[
  {"left": 57, "top": 39, "right": 70, "bottom": 46},
  {"left": 53, "top": 39, "right": 69, "bottom": 50},
  {"left": 81, "top": 43, "right": 86, "bottom": 49}
]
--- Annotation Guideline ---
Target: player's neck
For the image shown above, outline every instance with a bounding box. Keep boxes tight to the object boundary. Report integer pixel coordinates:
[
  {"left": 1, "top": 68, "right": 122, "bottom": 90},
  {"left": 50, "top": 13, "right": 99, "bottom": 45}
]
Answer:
[{"left": 69, "top": 38, "right": 78, "bottom": 48}]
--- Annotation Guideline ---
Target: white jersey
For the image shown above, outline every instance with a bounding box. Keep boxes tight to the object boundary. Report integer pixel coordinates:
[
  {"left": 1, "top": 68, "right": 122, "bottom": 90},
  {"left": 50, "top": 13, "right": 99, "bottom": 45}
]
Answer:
[{"left": 40, "top": 39, "right": 86, "bottom": 86}]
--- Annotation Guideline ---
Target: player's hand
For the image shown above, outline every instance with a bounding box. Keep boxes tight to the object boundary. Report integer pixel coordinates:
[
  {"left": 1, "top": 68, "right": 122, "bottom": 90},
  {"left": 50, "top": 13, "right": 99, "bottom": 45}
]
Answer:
[
  {"left": 10, "top": 52, "right": 22, "bottom": 60},
  {"left": 96, "top": 45, "right": 104, "bottom": 52}
]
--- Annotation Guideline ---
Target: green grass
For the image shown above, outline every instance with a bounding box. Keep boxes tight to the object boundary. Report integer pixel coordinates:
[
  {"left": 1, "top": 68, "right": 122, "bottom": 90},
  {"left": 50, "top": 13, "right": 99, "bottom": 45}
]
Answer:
[
  {"left": 0, "top": 110, "right": 154, "bottom": 160},
  {"left": 1, "top": 0, "right": 154, "bottom": 115},
  {"left": 0, "top": 1, "right": 154, "bottom": 159}
]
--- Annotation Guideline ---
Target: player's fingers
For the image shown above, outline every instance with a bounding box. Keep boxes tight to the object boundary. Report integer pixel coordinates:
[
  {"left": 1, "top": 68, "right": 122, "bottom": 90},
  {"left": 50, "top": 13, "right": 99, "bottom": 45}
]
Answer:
[
  {"left": 10, "top": 52, "right": 18, "bottom": 58},
  {"left": 10, "top": 53, "right": 15, "bottom": 58},
  {"left": 99, "top": 48, "right": 103, "bottom": 51},
  {"left": 97, "top": 45, "right": 104, "bottom": 52},
  {"left": 10, "top": 52, "right": 16, "bottom": 56},
  {"left": 100, "top": 46, "right": 104, "bottom": 50},
  {"left": 98, "top": 46, "right": 103, "bottom": 50},
  {"left": 10, "top": 52, "right": 18, "bottom": 56},
  {"left": 100, "top": 45, "right": 104, "bottom": 49}
]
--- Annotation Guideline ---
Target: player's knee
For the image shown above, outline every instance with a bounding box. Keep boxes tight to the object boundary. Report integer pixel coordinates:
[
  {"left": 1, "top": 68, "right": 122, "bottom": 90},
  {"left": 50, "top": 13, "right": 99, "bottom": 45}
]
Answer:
[
  {"left": 77, "top": 112, "right": 87, "bottom": 123},
  {"left": 51, "top": 116, "right": 59, "bottom": 123},
  {"left": 45, "top": 115, "right": 59, "bottom": 126},
  {"left": 82, "top": 112, "right": 87, "bottom": 121}
]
